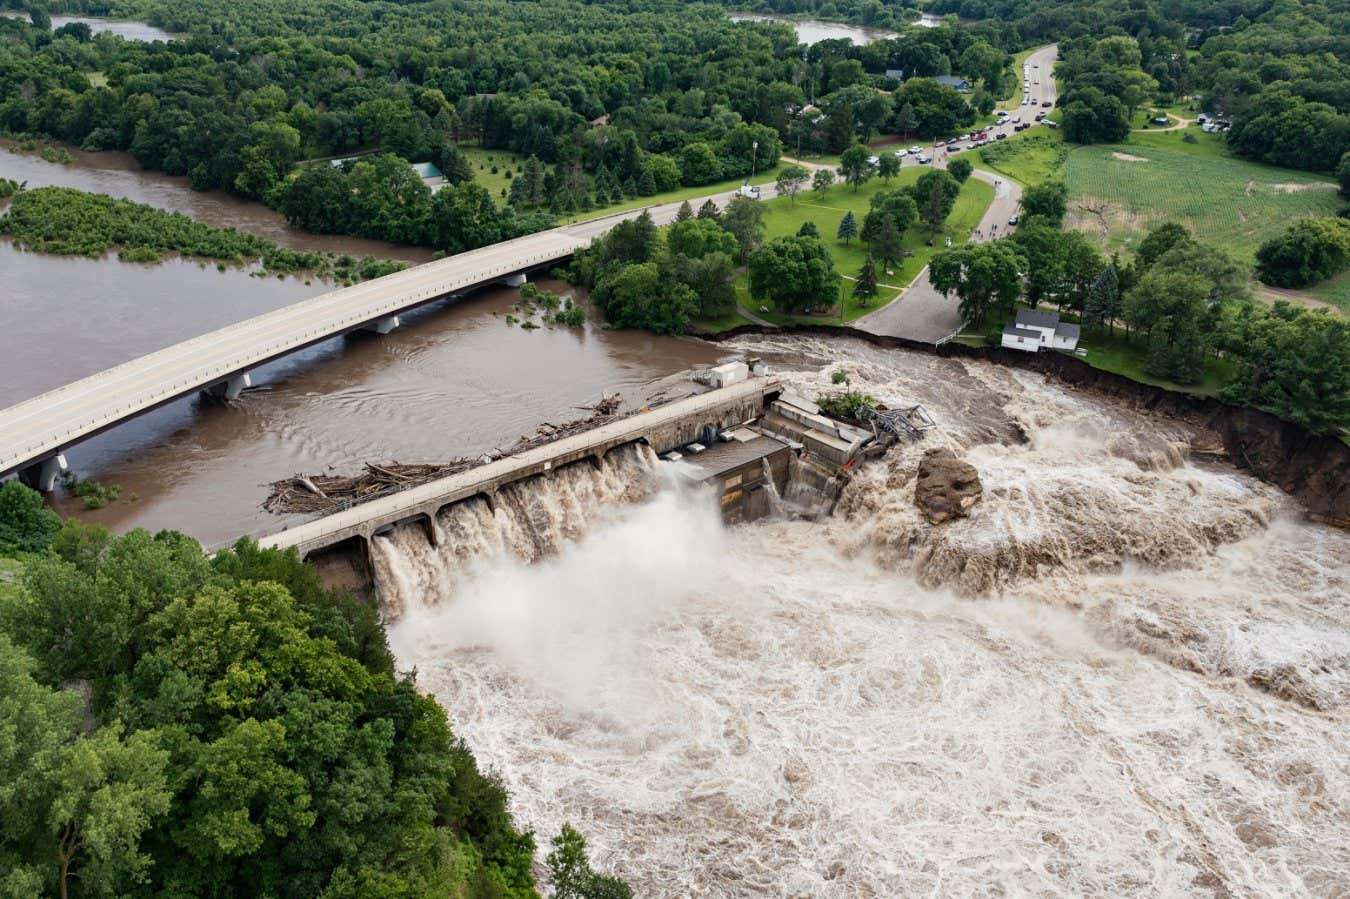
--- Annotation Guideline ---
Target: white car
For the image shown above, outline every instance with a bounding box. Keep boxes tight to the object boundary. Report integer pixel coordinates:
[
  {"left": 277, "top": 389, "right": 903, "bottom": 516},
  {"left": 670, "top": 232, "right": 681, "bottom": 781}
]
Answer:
[
  {"left": 867, "top": 155, "right": 880, "bottom": 166},
  {"left": 895, "top": 148, "right": 908, "bottom": 156},
  {"left": 908, "top": 146, "right": 922, "bottom": 154}
]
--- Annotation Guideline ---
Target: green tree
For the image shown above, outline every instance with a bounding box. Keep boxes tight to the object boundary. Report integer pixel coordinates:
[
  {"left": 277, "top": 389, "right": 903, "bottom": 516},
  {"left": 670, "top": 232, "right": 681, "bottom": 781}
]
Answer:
[
  {"left": 1338, "top": 151, "right": 1350, "bottom": 199},
  {"left": 947, "top": 156, "right": 973, "bottom": 183},
  {"left": 775, "top": 164, "right": 809, "bottom": 204},
  {"left": 861, "top": 189, "right": 918, "bottom": 243},
  {"left": 1123, "top": 269, "right": 1212, "bottom": 383},
  {"left": 1136, "top": 221, "right": 1192, "bottom": 269},
  {"left": 797, "top": 221, "right": 820, "bottom": 238},
  {"left": 1085, "top": 263, "right": 1122, "bottom": 333},
  {"left": 838, "top": 145, "right": 873, "bottom": 192},
  {"left": 667, "top": 218, "right": 739, "bottom": 260},
  {"left": 1255, "top": 218, "right": 1350, "bottom": 288},
  {"left": 894, "top": 102, "right": 918, "bottom": 138},
  {"left": 836, "top": 210, "right": 859, "bottom": 246},
  {"left": 48, "top": 725, "right": 172, "bottom": 899},
  {"left": 853, "top": 254, "right": 879, "bottom": 303},
  {"left": 811, "top": 168, "right": 835, "bottom": 194},
  {"left": 748, "top": 235, "right": 839, "bottom": 314},
  {"left": 929, "top": 242, "right": 1025, "bottom": 325},
  {"left": 697, "top": 199, "right": 721, "bottom": 222},
  {"left": 594, "top": 261, "right": 698, "bottom": 334},
  {"left": 869, "top": 214, "right": 906, "bottom": 273},
  {"left": 720, "top": 196, "right": 767, "bottom": 263},
  {"left": 675, "top": 200, "right": 694, "bottom": 222},
  {"left": 678, "top": 142, "right": 722, "bottom": 185},
  {"left": 877, "top": 154, "right": 900, "bottom": 182},
  {"left": 1020, "top": 180, "right": 1068, "bottom": 226},
  {"left": 0, "top": 481, "right": 61, "bottom": 555}
]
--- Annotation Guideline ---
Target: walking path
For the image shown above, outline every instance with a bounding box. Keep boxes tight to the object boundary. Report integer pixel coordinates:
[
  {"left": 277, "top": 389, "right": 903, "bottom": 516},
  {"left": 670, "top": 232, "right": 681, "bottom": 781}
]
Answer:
[{"left": 853, "top": 170, "right": 1022, "bottom": 341}]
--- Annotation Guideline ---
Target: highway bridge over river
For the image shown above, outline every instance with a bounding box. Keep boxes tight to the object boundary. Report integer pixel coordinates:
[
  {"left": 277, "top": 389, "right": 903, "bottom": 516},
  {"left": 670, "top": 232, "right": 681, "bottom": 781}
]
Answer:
[{"left": 0, "top": 182, "right": 773, "bottom": 490}]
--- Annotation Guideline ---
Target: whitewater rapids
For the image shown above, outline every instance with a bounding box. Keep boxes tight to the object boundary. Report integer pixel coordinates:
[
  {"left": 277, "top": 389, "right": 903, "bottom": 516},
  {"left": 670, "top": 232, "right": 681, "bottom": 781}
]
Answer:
[{"left": 386, "top": 336, "right": 1350, "bottom": 897}]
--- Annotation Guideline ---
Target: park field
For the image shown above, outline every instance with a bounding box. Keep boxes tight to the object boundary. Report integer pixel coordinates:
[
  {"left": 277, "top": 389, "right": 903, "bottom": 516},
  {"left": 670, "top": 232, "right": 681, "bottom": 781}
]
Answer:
[
  {"left": 726, "top": 166, "right": 994, "bottom": 326},
  {"left": 459, "top": 144, "right": 527, "bottom": 202},
  {"left": 1063, "top": 134, "right": 1341, "bottom": 263}
]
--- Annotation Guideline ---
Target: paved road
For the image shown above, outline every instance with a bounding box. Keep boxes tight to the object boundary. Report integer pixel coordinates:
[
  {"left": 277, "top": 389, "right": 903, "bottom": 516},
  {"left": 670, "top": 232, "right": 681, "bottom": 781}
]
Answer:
[
  {"left": 0, "top": 178, "right": 786, "bottom": 480},
  {"left": 855, "top": 43, "right": 1058, "bottom": 343}
]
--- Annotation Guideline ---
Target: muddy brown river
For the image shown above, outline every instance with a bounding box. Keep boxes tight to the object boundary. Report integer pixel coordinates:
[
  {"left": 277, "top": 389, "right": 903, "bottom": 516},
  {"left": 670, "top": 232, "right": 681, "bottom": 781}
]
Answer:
[{"left": 0, "top": 151, "right": 726, "bottom": 546}]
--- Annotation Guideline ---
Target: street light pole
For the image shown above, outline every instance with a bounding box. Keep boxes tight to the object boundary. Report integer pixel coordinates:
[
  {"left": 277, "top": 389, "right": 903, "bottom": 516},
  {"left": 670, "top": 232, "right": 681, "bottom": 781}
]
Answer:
[{"left": 752, "top": 140, "right": 758, "bottom": 180}]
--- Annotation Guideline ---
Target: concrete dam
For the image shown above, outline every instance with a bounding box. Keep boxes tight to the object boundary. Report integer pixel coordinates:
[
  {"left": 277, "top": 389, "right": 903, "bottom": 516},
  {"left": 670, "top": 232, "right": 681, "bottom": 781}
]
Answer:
[
  {"left": 264, "top": 367, "right": 891, "bottom": 604},
  {"left": 259, "top": 371, "right": 882, "bottom": 607}
]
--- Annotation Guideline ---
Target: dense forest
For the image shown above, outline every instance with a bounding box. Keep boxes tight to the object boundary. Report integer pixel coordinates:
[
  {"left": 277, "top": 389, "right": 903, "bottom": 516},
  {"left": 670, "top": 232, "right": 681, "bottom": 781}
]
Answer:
[
  {"left": 0, "top": 483, "right": 631, "bottom": 898},
  {"left": 0, "top": 0, "right": 1016, "bottom": 248}
]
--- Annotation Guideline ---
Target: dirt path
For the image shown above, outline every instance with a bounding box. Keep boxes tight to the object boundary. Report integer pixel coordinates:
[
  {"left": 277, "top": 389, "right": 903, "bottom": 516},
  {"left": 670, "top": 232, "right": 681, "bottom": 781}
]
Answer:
[
  {"left": 1132, "top": 110, "right": 1192, "bottom": 132},
  {"left": 1256, "top": 283, "right": 1343, "bottom": 314}
]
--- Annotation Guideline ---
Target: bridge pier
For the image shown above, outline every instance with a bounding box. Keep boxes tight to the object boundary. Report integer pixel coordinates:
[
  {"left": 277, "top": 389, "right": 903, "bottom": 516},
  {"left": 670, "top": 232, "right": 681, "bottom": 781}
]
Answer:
[
  {"left": 204, "top": 372, "right": 252, "bottom": 402},
  {"left": 502, "top": 272, "right": 527, "bottom": 288},
  {"left": 18, "top": 454, "right": 68, "bottom": 493},
  {"left": 362, "top": 314, "right": 401, "bottom": 335}
]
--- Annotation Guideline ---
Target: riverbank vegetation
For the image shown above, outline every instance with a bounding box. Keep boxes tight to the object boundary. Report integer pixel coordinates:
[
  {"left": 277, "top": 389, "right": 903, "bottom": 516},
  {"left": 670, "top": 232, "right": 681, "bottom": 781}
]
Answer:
[
  {"left": 0, "top": 479, "right": 631, "bottom": 898},
  {"left": 0, "top": 0, "right": 1021, "bottom": 252},
  {"left": 0, "top": 186, "right": 404, "bottom": 283}
]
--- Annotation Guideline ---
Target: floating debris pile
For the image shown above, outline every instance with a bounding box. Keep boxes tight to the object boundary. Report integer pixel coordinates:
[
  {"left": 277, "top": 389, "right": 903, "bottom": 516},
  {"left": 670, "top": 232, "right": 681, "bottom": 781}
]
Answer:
[{"left": 263, "top": 394, "right": 628, "bottom": 515}]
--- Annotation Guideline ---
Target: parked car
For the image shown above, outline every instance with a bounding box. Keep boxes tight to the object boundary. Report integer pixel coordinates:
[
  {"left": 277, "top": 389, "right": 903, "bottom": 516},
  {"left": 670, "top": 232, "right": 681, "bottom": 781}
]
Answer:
[
  {"left": 895, "top": 148, "right": 908, "bottom": 156},
  {"left": 916, "top": 154, "right": 932, "bottom": 165},
  {"left": 908, "top": 146, "right": 922, "bottom": 155},
  {"left": 1008, "top": 215, "right": 1019, "bottom": 225},
  {"left": 737, "top": 183, "right": 760, "bottom": 199},
  {"left": 1045, "top": 120, "right": 1058, "bottom": 128},
  {"left": 867, "top": 155, "right": 880, "bottom": 166},
  {"left": 995, "top": 132, "right": 1008, "bottom": 140},
  {"left": 1041, "top": 101, "right": 1052, "bottom": 108}
]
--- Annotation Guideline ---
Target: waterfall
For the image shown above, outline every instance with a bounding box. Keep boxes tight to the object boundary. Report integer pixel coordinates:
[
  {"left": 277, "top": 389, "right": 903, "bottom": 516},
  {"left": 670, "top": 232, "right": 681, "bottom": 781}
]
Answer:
[{"left": 370, "top": 441, "right": 660, "bottom": 616}]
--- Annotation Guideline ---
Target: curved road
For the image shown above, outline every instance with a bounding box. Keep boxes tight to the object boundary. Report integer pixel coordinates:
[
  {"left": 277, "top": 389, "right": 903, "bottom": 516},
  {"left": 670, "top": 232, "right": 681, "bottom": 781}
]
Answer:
[{"left": 856, "top": 42, "right": 1058, "bottom": 342}]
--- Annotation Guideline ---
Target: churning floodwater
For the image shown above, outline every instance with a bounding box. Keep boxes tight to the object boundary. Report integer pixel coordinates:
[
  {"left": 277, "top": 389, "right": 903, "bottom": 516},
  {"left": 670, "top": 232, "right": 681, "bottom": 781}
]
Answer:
[{"left": 387, "top": 335, "right": 1350, "bottom": 897}]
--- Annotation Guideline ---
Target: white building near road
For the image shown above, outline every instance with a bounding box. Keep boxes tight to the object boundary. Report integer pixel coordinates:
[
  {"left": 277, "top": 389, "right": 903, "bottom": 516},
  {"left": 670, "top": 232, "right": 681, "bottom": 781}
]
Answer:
[{"left": 1001, "top": 308, "right": 1081, "bottom": 352}]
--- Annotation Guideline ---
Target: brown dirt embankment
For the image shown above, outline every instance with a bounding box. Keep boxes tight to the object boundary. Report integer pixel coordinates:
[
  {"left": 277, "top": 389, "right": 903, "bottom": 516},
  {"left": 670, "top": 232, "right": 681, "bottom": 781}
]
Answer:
[{"left": 697, "top": 323, "right": 1350, "bottom": 528}]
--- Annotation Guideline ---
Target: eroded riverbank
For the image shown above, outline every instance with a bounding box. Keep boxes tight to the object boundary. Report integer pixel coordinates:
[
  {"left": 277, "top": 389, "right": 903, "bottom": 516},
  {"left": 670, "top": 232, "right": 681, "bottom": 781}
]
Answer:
[{"left": 388, "top": 333, "right": 1350, "bottom": 896}]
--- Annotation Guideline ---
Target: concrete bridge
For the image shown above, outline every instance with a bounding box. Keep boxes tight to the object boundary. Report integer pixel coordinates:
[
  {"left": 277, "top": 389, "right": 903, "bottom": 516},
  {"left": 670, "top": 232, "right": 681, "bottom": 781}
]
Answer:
[
  {"left": 0, "top": 182, "right": 779, "bottom": 490},
  {"left": 258, "top": 378, "right": 781, "bottom": 572}
]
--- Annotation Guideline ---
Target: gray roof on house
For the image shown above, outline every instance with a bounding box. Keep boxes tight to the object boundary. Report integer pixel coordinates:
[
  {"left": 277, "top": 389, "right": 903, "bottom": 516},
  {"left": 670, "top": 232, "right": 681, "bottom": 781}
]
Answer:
[
  {"left": 885, "top": 68, "right": 905, "bottom": 79},
  {"left": 935, "top": 75, "right": 969, "bottom": 89},
  {"left": 1003, "top": 325, "right": 1042, "bottom": 340},
  {"left": 1015, "top": 308, "right": 1060, "bottom": 330},
  {"left": 1055, "top": 322, "right": 1081, "bottom": 341}
]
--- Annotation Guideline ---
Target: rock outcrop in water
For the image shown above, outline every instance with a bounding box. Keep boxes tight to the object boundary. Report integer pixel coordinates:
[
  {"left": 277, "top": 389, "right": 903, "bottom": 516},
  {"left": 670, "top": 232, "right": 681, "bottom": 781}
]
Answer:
[{"left": 913, "top": 448, "right": 982, "bottom": 523}]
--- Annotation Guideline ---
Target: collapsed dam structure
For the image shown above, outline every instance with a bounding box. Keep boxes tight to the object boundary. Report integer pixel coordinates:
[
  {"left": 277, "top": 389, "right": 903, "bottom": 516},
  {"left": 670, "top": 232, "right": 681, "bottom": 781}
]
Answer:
[{"left": 260, "top": 369, "right": 894, "bottom": 606}]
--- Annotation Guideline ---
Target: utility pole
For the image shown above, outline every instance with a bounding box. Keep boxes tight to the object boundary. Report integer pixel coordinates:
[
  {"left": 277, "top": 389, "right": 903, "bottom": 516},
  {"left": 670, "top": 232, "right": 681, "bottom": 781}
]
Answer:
[{"left": 751, "top": 140, "right": 758, "bottom": 180}]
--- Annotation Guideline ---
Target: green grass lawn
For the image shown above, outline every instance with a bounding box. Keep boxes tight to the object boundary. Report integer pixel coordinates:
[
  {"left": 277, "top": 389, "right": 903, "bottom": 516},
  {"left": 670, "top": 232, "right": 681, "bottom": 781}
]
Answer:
[
  {"left": 459, "top": 145, "right": 528, "bottom": 203},
  {"left": 725, "top": 168, "right": 994, "bottom": 326},
  {"left": 1063, "top": 134, "right": 1342, "bottom": 263},
  {"left": 975, "top": 131, "right": 1068, "bottom": 186},
  {"left": 965, "top": 314, "right": 1237, "bottom": 396},
  {"left": 561, "top": 165, "right": 785, "bottom": 225},
  {"left": 1305, "top": 270, "right": 1350, "bottom": 312}
]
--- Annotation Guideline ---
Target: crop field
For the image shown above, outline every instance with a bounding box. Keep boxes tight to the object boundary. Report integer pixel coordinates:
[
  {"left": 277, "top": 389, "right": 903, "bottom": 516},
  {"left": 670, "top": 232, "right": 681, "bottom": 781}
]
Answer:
[{"left": 1064, "top": 140, "right": 1341, "bottom": 262}]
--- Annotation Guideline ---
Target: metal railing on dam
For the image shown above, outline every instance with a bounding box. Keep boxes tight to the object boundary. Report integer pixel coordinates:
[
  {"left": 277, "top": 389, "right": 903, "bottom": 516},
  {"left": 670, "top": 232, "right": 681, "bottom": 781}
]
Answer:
[
  {"left": 259, "top": 378, "right": 781, "bottom": 560},
  {"left": 0, "top": 178, "right": 772, "bottom": 489}
]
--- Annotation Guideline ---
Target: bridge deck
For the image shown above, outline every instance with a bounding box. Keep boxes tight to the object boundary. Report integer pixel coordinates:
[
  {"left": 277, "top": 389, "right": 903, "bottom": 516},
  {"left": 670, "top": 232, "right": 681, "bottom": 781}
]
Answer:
[{"left": 0, "top": 178, "right": 769, "bottom": 480}]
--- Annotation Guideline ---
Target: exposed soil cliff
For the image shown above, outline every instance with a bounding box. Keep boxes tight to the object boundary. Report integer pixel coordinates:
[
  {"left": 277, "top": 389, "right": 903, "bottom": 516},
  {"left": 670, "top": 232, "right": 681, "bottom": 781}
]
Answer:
[{"left": 699, "top": 324, "right": 1350, "bottom": 527}]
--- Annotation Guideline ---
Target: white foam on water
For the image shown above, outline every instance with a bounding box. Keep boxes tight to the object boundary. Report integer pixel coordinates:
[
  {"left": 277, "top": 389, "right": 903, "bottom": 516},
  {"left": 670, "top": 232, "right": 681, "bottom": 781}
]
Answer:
[{"left": 381, "top": 338, "right": 1350, "bottom": 897}]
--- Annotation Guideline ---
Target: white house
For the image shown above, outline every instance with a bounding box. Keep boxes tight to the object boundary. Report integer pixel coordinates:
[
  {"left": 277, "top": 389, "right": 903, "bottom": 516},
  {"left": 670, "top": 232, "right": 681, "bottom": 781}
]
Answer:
[{"left": 1001, "top": 308, "right": 1081, "bottom": 352}]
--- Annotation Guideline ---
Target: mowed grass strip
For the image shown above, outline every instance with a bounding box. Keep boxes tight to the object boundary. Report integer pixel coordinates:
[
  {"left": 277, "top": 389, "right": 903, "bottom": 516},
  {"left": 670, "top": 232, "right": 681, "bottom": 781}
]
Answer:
[
  {"left": 1064, "top": 139, "right": 1341, "bottom": 262},
  {"left": 732, "top": 167, "right": 994, "bottom": 325}
]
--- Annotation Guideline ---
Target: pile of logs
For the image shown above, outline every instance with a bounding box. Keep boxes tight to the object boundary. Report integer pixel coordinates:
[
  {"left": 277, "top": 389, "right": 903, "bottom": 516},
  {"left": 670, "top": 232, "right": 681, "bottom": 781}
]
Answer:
[{"left": 263, "top": 394, "right": 628, "bottom": 515}]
